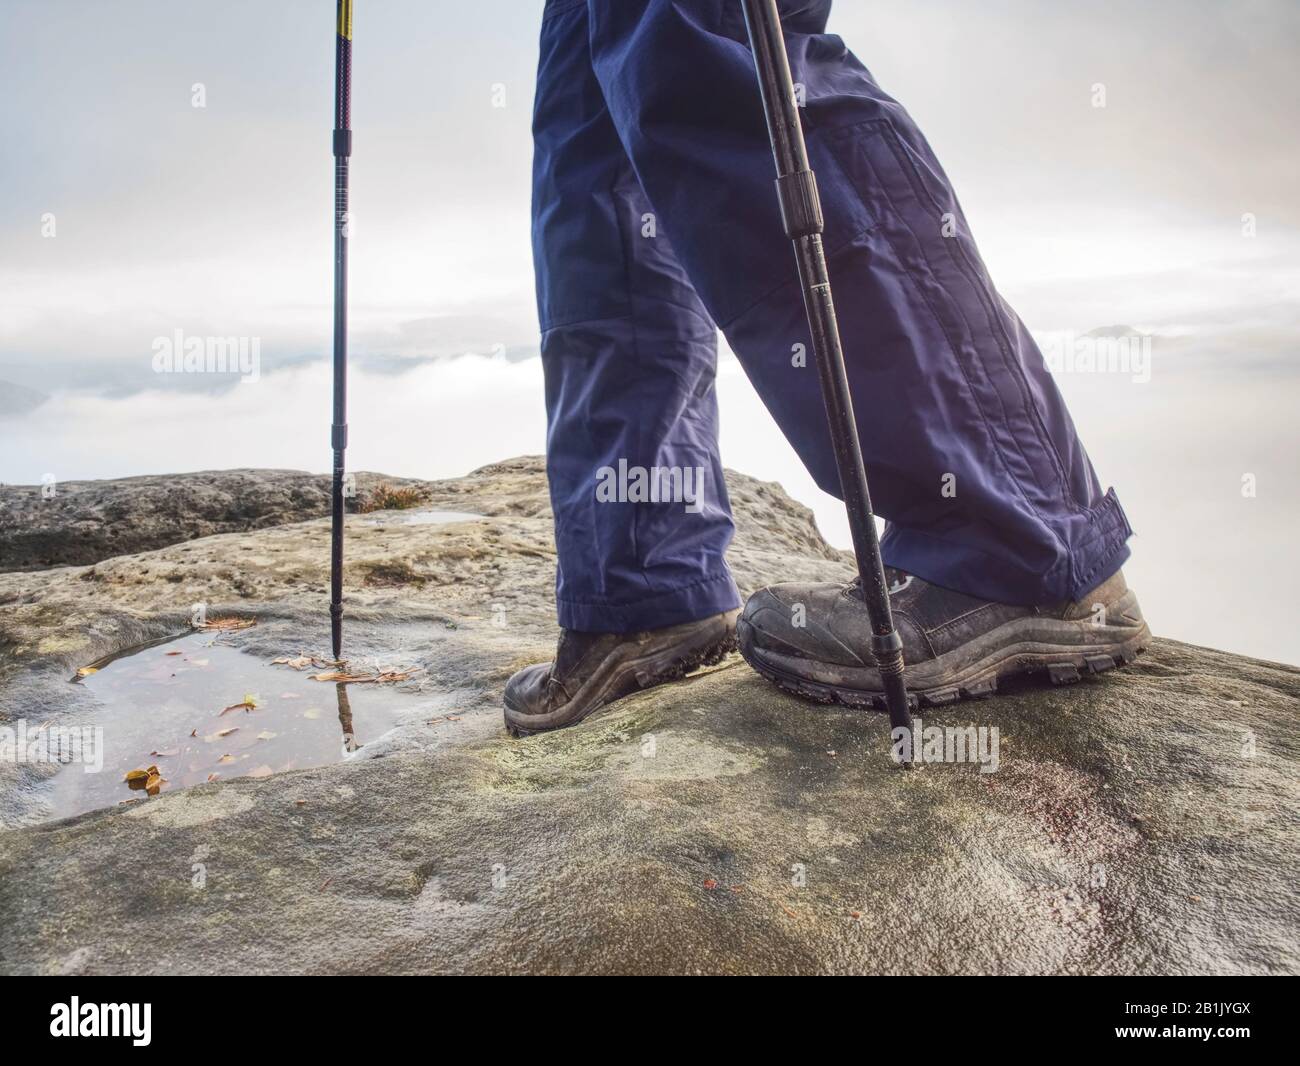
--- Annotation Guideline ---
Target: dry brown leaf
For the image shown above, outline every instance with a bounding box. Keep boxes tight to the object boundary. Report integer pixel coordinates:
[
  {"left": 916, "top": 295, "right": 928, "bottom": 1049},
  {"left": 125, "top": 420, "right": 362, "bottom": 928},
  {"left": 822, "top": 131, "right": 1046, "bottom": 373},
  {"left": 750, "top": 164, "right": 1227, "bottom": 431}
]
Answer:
[
  {"left": 220, "top": 699, "right": 256, "bottom": 716},
  {"left": 203, "top": 727, "right": 239, "bottom": 742},
  {"left": 703, "top": 879, "right": 719, "bottom": 890},
  {"left": 197, "top": 616, "right": 257, "bottom": 632},
  {"left": 124, "top": 768, "right": 149, "bottom": 786},
  {"left": 207, "top": 772, "right": 220, "bottom": 782},
  {"left": 309, "top": 669, "right": 413, "bottom": 684},
  {"left": 149, "top": 748, "right": 179, "bottom": 757},
  {"left": 273, "top": 655, "right": 320, "bottom": 670}
]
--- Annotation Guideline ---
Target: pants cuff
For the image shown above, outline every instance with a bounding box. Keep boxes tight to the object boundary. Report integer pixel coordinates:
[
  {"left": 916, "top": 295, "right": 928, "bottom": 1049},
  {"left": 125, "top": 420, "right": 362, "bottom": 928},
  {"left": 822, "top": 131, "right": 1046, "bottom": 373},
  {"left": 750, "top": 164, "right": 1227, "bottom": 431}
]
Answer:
[
  {"left": 556, "top": 571, "right": 741, "bottom": 633},
  {"left": 881, "top": 489, "right": 1134, "bottom": 606}
]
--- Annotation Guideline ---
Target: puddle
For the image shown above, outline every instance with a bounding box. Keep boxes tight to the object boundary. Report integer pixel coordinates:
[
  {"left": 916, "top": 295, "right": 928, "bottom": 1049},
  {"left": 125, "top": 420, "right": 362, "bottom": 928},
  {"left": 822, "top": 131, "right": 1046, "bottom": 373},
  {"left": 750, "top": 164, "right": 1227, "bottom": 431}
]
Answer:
[
  {"left": 361, "top": 509, "right": 482, "bottom": 526},
  {"left": 46, "top": 632, "right": 427, "bottom": 820}
]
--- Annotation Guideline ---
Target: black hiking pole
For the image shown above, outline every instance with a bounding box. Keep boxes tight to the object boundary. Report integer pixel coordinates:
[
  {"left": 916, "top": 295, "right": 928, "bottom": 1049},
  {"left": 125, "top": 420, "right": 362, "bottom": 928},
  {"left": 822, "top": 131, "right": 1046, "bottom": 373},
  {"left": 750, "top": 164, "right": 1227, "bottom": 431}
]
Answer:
[
  {"left": 741, "top": 0, "right": 915, "bottom": 762},
  {"left": 329, "top": 0, "right": 353, "bottom": 662}
]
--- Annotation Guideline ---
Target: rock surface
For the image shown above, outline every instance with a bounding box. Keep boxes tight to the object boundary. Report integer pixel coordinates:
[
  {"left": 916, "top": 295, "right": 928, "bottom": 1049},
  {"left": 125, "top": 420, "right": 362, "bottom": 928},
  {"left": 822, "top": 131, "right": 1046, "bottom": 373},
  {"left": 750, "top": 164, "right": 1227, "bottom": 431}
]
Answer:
[
  {"left": 0, "top": 458, "right": 1296, "bottom": 975},
  {"left": 0, "top": 469, "right": 456, "bottom": 571}
]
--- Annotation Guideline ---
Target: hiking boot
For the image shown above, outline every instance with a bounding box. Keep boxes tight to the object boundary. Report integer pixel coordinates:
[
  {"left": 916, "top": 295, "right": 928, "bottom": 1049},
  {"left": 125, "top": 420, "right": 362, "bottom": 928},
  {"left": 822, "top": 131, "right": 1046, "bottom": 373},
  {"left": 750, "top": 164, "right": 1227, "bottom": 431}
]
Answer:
[
  {"left": 737, "top": 569, "right": 1148, "bottom": 708},
  {"left": 504, "top": 609, "right": 739, "bottom": 736}
]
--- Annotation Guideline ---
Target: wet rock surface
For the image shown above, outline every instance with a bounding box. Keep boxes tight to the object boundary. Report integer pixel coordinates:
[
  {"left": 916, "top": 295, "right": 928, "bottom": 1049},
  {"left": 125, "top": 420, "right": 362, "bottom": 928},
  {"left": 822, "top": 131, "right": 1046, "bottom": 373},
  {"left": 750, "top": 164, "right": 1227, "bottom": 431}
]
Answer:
[{"left": 0, "top": 457, "right": 1296, "bottom": 974}]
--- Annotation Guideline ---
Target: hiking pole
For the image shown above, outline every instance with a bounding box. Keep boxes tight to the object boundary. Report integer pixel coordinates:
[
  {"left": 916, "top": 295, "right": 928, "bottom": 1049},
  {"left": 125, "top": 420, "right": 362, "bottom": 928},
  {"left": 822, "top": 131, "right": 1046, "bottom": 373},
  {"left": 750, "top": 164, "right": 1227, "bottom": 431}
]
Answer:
[
  {"left": 740, "top": 0, "right": 915, "bottom": 762},
  {"left": 329, "top": 0, "right": 353, "bottom": 662}
]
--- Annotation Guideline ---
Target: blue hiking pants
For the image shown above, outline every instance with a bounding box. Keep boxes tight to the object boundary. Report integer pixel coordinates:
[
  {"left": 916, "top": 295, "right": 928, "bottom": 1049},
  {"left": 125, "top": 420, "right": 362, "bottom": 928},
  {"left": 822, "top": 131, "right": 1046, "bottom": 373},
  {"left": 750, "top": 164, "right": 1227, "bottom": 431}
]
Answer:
[{"left": 532, "top": 0, "right": 1133, "bottom": 633}]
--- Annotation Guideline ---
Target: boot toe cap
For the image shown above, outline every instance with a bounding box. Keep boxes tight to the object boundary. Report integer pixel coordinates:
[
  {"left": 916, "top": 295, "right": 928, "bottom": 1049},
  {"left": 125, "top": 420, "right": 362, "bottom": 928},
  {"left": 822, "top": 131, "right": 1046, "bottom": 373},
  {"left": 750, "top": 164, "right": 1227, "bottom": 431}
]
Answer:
[
  {"left": 504, "top": 662, "right": 553, "bottom": 716},
  {"left": 740, "top": 582, "right": 872, "bottom": 667}
]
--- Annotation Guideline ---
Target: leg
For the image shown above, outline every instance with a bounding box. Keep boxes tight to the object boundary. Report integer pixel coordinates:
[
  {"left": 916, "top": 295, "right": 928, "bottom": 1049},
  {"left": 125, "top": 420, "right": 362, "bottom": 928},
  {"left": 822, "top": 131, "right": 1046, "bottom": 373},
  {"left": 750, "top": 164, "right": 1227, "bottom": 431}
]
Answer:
[
  {"left": 586, "top": 0, "right": 1133, "bottom": 607},
  {"left": 505, "top": 0, "right": 741, "bottom": 736},
  {"left": 532, "top": 0, "right": 740, "bottom": 634}
]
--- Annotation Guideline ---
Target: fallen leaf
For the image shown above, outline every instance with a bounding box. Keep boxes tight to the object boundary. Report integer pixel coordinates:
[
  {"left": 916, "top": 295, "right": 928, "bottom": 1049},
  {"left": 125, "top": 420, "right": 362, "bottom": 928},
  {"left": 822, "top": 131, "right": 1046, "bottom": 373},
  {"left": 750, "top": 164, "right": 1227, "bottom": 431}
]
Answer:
[
  {"left": 203, "top": 727, "right": 240, "bottom": 742},
  {"left": 207, "top": 772, "right": 220, "bottom": 782},
  {"left": 703, "top": 879, "right": 719, "bottom": 890},
  {"left": 149, "top": 748, "right": 179, "bottom": 758},
  {"left": 781, "top": 905, "right": 798, "bottom": 919},
  {"left": 309, "top": 669, "right": 413, "bottom": 684},
  {"left": 125, "top": 769, "right": 150, "bottom": 786},
  {"left": 273, "top": 655, "right": 325, "bottom": 670},
  {"left": 164, "top": 651, "right": 183, "bottom": 657},
  {"left": 144, "top": 772, "right": 165, "bottom": 796},
  {"left": 217, "top": 754, "right": 235, "bottom": 765},
  {"left": 189, "top": 729, "right": 198, "bottom": 738},
  {"left": 76, "top": 666, "right": 99, "bottom": 677},
  {"left": 196, "top": 616, "right": 256, "bottom": 632}
]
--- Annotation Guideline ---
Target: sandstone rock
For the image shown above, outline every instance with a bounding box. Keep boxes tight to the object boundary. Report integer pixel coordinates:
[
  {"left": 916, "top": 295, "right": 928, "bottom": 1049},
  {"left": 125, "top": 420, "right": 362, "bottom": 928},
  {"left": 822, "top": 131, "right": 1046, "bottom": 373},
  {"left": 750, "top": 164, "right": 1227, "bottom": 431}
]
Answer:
[{"left": 0, "top": 458, "right": 1295, "bottom": 975}]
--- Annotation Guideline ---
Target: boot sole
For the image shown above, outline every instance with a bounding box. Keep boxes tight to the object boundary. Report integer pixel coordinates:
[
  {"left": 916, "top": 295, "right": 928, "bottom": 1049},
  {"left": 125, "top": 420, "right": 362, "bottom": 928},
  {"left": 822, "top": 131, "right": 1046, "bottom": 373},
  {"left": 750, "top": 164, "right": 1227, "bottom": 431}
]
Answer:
[
  {"left": 505, "top": 616, "right": 739, "bottom": 737},
  {"left": 737, "top": 598, "right": 1151, "bottom": 712}
]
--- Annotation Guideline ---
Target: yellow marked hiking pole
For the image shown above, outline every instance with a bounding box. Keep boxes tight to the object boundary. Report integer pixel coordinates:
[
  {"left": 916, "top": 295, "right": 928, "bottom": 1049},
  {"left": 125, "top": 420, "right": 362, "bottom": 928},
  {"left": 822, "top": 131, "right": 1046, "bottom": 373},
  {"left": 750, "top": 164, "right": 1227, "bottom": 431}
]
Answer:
[{"left": 329, "top": 0, "right": 353, "bottom": 661}]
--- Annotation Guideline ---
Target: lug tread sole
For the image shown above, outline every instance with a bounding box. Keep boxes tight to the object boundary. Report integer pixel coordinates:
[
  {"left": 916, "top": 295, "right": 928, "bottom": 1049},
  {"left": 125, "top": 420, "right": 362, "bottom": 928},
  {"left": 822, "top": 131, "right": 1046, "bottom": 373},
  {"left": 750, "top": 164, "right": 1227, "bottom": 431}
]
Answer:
[
  {"left": 740, "top": 632, "right": 1150, "bottom": 713},
  {"left": 506, "top": 631, "right": 738, "bottom": 738}
]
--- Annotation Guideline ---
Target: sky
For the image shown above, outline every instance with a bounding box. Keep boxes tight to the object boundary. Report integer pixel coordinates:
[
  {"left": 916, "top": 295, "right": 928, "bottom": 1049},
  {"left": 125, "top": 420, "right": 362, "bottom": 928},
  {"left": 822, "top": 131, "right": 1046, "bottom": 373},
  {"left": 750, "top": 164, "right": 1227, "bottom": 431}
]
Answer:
[{"left": 1, "top": 0, "right": 1298, "bottom": 662}]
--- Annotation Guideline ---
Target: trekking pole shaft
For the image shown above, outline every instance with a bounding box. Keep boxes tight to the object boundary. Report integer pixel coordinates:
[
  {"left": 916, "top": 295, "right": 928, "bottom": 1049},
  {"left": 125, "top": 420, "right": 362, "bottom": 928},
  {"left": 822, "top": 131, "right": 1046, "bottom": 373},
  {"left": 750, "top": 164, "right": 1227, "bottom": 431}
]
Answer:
[
  {"left": 741, "top": 0, "right": 913, "bottom": 743},
  {"left": 330, "top": 0, "right": 353, "bottom": 660}
]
